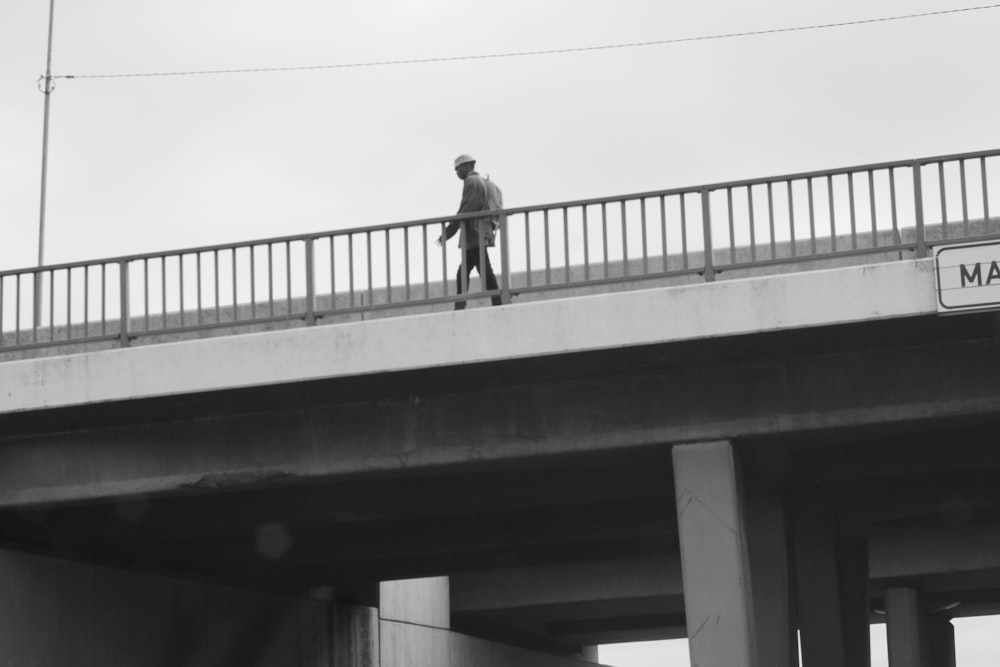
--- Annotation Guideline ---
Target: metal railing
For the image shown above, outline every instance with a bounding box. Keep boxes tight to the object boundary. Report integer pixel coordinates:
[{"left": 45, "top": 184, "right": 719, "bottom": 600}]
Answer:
[{"left": 3, "top": 149, "right": 999, "bottom": 353}]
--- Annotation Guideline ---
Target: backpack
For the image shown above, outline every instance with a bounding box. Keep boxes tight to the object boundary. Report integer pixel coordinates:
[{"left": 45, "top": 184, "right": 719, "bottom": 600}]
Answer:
[{"left": 482, "top": 177, "right": 503, "bottom": 247}]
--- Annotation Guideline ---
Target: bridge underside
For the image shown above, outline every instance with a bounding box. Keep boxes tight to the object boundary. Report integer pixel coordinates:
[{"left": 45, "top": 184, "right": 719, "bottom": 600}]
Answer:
[{"left": 2, "top": 306, "right": 1000, "bottom": 652}]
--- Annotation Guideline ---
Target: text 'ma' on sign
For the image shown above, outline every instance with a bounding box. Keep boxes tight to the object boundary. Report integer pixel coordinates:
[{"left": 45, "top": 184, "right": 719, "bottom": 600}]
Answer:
[{"left": 935, "top": 240, "right": 1000, "bottom": 314}]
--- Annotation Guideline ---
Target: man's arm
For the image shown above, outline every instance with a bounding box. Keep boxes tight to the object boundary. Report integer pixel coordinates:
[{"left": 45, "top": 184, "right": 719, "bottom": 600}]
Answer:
[{"left": 439, "top": 177, "right": 486, "bottom": 243}]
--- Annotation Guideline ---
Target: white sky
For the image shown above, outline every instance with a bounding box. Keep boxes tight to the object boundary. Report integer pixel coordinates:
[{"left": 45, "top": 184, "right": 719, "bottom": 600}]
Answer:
[
  {"left": 2, "top": 1, "right": 998, "bottom": 664},
  {"left": 600, "top": 615, "right": 1000, "bottom": 666},
  {"left": 3, "top": 0, "right": 1000, "bottom": 271}
]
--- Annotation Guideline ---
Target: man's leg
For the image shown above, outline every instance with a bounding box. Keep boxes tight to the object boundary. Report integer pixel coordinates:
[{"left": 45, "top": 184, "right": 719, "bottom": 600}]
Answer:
[
  {"left": 482, "top": 250, "right": 502, "bottom": 306},
  {"left": 454, "top": 249, "right": 474, "bottom": 310}
]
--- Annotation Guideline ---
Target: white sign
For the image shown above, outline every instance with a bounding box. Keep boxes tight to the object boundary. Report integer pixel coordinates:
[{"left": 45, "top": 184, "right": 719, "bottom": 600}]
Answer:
[{"left": 935, "top": 240, "right": 1000, "bottom": 313}]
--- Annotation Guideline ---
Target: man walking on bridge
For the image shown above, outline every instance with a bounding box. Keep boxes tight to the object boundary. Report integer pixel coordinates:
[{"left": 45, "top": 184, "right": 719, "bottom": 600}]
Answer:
[{"left": 437, "top": 154, "right": 503, "bottom": 309}]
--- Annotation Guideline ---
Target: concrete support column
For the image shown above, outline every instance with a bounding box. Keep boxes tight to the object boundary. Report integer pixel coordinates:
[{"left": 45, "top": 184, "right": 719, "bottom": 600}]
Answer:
[
  {"left": 672, "top": 440, "right": 756, "bottom": 667},
  {"left": 793, "top": 511, "right": 870, "bottom": 667},
  {"left": 745, "top": 485, "right": 797, "bottom": 667},
  {"left": 885, "top": 587, "right": 956, "bottom": 667},
  {"left": 926, "top": 616, "right": 956, "bottom": 667},
  {"left": 886, "top": 587, "right": 925, "bottom": 667},
  {"left": 333, "top": 603, "right": 380, "bottom": 667}
]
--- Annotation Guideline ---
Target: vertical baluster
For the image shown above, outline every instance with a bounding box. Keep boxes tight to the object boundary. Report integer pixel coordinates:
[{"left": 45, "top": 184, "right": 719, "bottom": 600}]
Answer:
[
  {"left": 162, "top": 255, "right": 168, "bottom": 328},
  {"left": 808, "top": 178, "right": 817, "bottom": 255},
  {"left": 563, "top": 207, "right": 570, "bottom": 283},
  {"left": 913, "top": 162, "right": 928, "bottom": 258},
  {"left": 981, "top": 157, "right": 990, "bottom": 223},
  {"left": 620, "top": 200, "right": 629, "bottom": 277},
  {"left": 440, "top": 224, "right": 447, "bottom": 298},
  {"left": 404, "top": 226, "right": 411, "bottom": 302},
  {"left": 286, "top": 242, "right": 293, "bottom": 318},
  {"left": 232, "top": 248, "right": 238, "bottom": 321},
  {"left": 582, "top": 207, "right": 590, "bottom": 281},
  {"left": 83, "top": 266, "right": 89, "bottom": 337},
  {"left": 938, "top": 162, "right": 948, "bottom": 239},
  {"left": 960, "top": 160, "right": 969, "bottom": 237},
  {"left": 305, "top": 238, "right": 316, "bottom": 325},
  {"left": 422, "top": 226, "right": 430, "bottom": 300},
  {"left": 267, "top": 244, "right": 274, "bottom": 317},
  {"left": 748, "top": 185, "right": 757, "bottom": 262},
  {"left": 889, "top": 168, "right": 900, "bottom": 245},
  {"left": 526, "top": 212, "right": 533, "bottom": 287},
  {"left": 348, "top": 235, "right": 355, "bottom": 307},
  {"left": 544, "top": 209, "right": 551, "bottom": 285},
  {"left": 848, "top": 173, "right": 858, "bottom": 250},
  {"left": 680, "top": 194, "right": 689, "bottom": 269},
  {"left": 65, "top": 267, "right": 71, "bottom": 340},
  {"left": 143, "top": 258, "right": 149, "bottom": 331},
  {"left": 384, "top": 229, "right": 392, "bottom": 304},
  {"left": 213, "top": 250, "right": 221, "bottom": 323},
  {"left": 101, "top": 264, "right": 107, "bottom": 335},
  {"left": 601, "top": 202, "right": 609, "bottom": 278},
  {"left": 640, "top": 198, "right": 648, "bottom": 274},
  {"left": 767, "top": 183, "right": 776, "bottom": 260},
  {"left": 47, "top": 269, "right": 54, "bottom": 342},
  {"left": 868, "top": 171, "right": 879, "bottom": 248},
  {"left": 660, "top": 196, "right": 668, "bottom": 271},
  {"left": 16, "top": 274, "right": 22, "bottom": 345},
  {"left": 366, "top": 231, "right": 373, "bottom": 308},
  {"left": 119, "top": 260, "right": 131, "bottom": 347},
  {"left": 827, "top": 175, "right": 837, "bottom": 253},
  {"left": 179, "top": 254, "right": 186, "bottom": 326},
  {"left": 250, "top": 246, "right": 257, "bottom": 319},
  {"left": 701, "top": 188, "right": 715, "bottom": 282},
  {"left": 726, "top": 188, "right": 735, "bottom": 264},
  {"left": 331, "top": 238, "right": 340, "bottom": 310},
  {"left": 788, "top": 181, "right": 797, "bottom": 258},
  {"left": 197, "top": 252, "right": 204, "bottom": 324}
]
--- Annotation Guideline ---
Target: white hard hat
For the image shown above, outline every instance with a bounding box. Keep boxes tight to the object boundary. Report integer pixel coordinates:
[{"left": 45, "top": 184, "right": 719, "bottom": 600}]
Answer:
[{"left": 454, "top": 154, "right": 476, "bottom": 169}]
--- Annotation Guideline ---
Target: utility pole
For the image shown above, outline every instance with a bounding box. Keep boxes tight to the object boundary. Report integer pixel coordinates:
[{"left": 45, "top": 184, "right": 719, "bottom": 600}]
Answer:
[{"left": 35, "top": 0, "right": 56, "bottom": 325}]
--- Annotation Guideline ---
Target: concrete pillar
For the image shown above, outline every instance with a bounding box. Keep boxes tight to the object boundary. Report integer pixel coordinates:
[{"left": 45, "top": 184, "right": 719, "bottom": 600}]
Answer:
[
  {"left": 885, "top": 588, "right": 956, "bottom": 667},
  {"left": 926, "top": 616, "right": 955, "bottom": 667},
  {"left": 885, "top": 587, "right": 926, "bottom": 667},
  {"left": 672, "top": 440, "right": 756, "bottom": 667},
  {"left": 793, "top": 511, "right": 870, "bottom": 667},
  {"left": 745, "top": 485, "right": 797, "bottom": 667},
  {"left": 333, "top": 603, "right": 380, "bottom": 667},
  {"left": 381, "top": 577, "right": 450, "bottom": 629},
  {"left": 0, "top": 547, "right": 330, "bottom": 666}
]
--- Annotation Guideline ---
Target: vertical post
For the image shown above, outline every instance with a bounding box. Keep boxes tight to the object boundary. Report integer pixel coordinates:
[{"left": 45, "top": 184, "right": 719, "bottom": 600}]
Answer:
[
  {"left": 304, "top": 237, "right": 316, "bottom": 325},
  {"left": 701, "top": 188, "right": 716, "bottom": 281},
  {"left": 499, "top": 210, "right": 511, "bottom": 304},
  {"left": 912, "top": 161, "right": 928, "bottom": 258},
  {"left": 885, "top": 587, "right": 926, "bottom": 667},
  {"left": 118, "top": 259, "right": 130, "bottom": 347},
  {"left": 34, "top": 0, "right": 57, "bottom": 327}
]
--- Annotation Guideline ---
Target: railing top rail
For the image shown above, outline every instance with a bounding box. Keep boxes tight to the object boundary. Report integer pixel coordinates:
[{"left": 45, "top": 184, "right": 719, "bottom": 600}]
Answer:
[{"left": 4, "top": 147, "right": 999, "bottom": 278}]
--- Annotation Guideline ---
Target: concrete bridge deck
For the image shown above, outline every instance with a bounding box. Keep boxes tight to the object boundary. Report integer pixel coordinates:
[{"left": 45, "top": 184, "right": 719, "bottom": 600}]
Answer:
[
  {"left": 4, "top": 147, "right": 1000, "bottom": 666},
  {"left": 3, "top": 255, "right": 1000, "bottom": 665}
]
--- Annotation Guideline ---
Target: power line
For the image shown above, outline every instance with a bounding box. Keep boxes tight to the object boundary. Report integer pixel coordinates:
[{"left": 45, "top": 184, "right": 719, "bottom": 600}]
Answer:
[{"left": 55, "top": 4, "right": 1000, "bottom": 81}]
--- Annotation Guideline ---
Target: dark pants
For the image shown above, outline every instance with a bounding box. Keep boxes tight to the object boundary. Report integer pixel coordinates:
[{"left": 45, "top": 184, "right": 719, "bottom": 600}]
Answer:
[{"left": 455, "top": 246, "right": 502, "bottom": 309}]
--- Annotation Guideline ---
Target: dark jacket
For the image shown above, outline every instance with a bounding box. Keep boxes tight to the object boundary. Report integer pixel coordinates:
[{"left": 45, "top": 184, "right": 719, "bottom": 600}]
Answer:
[{"left": 444, "top": 172, "right": 495, "bottom": 249}]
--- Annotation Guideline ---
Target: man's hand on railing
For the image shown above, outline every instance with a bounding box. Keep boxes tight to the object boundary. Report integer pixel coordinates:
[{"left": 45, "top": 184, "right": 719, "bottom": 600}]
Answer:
[{"left": 435, "top": 235, "right": 445, "bottom": 247}]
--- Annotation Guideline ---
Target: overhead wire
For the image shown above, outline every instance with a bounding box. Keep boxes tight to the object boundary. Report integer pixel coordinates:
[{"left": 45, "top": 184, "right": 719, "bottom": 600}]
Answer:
[{"left": 53, "top": 4, "right": 1000, "bottom": 81}]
